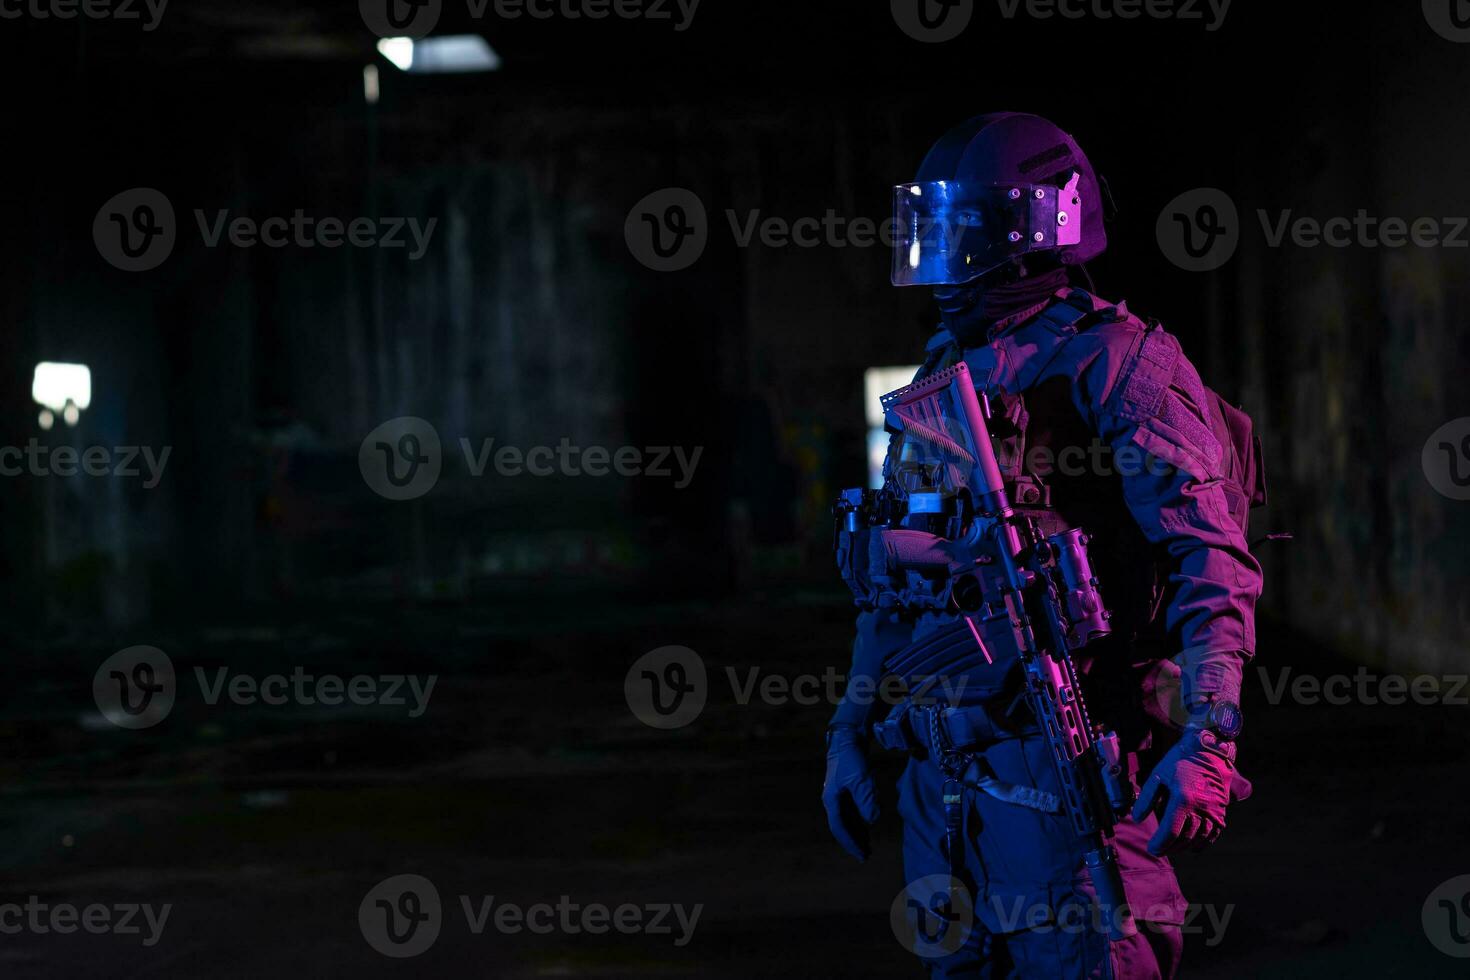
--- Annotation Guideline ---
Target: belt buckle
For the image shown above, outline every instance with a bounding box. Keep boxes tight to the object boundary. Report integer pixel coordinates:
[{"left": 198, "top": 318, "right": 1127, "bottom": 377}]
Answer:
[{"left": 925, "top": 706, "right": 967, "bottom": 779}]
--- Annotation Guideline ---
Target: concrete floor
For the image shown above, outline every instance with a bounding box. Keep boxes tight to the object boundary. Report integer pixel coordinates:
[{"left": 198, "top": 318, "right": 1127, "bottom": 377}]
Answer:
[{"left": 1, "top": 591, "right": 1466, "bottom": 977}]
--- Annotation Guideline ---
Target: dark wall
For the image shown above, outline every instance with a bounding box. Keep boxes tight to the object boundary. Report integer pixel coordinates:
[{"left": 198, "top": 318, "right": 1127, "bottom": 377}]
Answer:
[{"left": 3, "top": 3, "right": 1466, "bottom": 672}]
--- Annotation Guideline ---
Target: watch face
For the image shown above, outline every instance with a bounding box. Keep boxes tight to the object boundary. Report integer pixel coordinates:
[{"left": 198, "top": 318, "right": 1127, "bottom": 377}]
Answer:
[{"left": 1209, "top": 701, "right": 1243, "bottom": 739}]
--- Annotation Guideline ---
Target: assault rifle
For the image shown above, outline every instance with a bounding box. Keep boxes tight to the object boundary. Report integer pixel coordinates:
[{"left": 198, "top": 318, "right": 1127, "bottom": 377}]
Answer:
[{"left": 840, "top": 360, "right": 1138, "bottom": 941}]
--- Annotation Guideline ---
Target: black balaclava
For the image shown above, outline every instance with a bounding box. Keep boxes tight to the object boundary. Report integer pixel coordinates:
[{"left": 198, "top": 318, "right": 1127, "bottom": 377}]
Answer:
[{"left": 933, "top": 264, "right": 1071, "bottom": 348}]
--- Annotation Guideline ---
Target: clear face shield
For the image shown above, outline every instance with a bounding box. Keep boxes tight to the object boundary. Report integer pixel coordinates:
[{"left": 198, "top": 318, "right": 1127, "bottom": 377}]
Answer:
[{"left": 891, "top": 171, "right": 1083, "bottom": 287}]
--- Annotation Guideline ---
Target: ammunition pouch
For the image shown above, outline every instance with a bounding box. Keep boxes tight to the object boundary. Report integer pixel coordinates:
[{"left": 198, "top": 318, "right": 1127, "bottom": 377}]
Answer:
[
  {"left": 875, "top": 618, "right": 1036, "bottom": 754},
  {"left": 835, "top": 525, "right": 980, "bottom": 614}
]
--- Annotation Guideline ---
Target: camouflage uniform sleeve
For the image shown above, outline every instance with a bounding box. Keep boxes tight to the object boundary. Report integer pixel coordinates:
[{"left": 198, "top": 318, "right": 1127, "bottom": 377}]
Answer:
[
  {"left": 829, "top": 608, "right": 913, "bottom": 729},
  {"left": 1077, "top": 323, "right": 1263, "bottom": 661}
]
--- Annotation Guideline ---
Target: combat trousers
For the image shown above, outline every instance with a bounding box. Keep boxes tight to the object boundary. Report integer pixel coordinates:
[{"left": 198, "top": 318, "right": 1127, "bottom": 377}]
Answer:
[{"left": 896, "top": 735, "right": 1187, "bottom": 979}]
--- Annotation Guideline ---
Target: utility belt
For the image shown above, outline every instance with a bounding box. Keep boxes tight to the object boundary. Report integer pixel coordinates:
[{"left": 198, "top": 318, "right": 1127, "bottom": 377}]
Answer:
[
  {"left": 873, "top": 698, "right": 1141, "bottom": 818},
  {"left": 872, "top": 700, "right": 1034, "bottom": 755}
]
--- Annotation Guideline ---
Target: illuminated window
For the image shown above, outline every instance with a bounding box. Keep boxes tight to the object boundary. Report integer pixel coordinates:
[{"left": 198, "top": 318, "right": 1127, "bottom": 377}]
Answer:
[
  {"left": 376, "top": 35, "right": 502, "bottom": 74},
  {"left": 864, "top": 365, "right": 920, "bottom": 488}
]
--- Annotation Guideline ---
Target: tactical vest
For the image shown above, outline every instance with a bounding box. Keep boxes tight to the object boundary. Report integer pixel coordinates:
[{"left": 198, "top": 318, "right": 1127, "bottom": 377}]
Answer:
[{"left": 878, "top": 289, "right": 1265, "bottom": 652}]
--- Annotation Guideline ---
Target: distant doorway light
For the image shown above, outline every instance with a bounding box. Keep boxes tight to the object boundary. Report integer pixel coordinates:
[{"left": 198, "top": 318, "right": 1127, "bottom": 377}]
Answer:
[
  {"left": 376, "top": 35, "right": 502, "bottom": 73},
  {"left": 864, "top": 366, "right": 920, "bottom": 489},
  {"left": 33, "top": 362, "right": 92, "bottom": 413},
  {"left": 364, "top": 64, "right": 381, "bottom": 105}
]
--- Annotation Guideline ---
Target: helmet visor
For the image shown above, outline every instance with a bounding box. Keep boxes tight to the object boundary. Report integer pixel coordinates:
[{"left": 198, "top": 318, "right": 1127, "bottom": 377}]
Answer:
[{"left": 891, "top": 176, "right": 1082, "bottom": 287}]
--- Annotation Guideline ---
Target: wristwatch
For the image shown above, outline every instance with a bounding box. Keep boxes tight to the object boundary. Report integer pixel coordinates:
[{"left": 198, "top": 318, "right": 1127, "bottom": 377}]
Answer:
[{"left": 1199, "top": 699, "right": 1243, "bottom": 742}]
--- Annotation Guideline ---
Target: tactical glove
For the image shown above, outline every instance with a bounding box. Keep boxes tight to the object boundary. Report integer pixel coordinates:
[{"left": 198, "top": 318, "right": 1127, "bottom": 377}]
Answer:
[
  {"left": 822, "top": 724, "right": 879, "bottom": 862},
  {"left": 1131, "top": 729, "right": 1251, "bottom": 856}
]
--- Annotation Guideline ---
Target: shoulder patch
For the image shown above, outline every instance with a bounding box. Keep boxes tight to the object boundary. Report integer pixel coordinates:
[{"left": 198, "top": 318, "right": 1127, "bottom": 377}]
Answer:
[
  {"left": 1105, "top": 324, "right": 1223, "bottom": 481},
  {"left": 1107, "top": 326, "right": 1180, "bottom": 423}
]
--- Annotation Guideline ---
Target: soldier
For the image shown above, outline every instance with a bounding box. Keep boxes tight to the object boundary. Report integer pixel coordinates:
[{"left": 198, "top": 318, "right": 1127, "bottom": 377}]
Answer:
[{"left": 824, "top": 113, "right": 1263, "bottom": 977}]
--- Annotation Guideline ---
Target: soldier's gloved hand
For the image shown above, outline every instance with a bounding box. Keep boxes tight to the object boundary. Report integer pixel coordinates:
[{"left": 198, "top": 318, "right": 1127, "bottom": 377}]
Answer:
[
  {"left": 823, "top": 724, "right": 879, "bottom": 862},
  {"left": 1131, "top": 729, "right": 1248, "bottom": 856}
]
